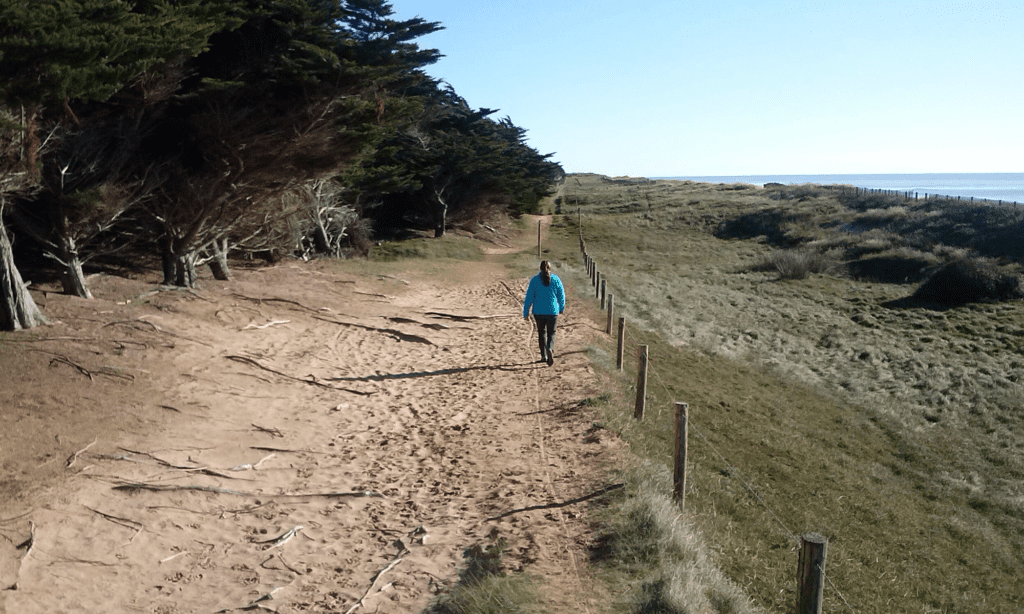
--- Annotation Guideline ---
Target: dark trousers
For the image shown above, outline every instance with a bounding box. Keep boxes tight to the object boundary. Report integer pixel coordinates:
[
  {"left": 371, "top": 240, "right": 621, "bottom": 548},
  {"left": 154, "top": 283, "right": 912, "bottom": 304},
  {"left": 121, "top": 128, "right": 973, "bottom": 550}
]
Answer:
[{"left": 534, "top": 314, "right": 557, "bottom": 358}]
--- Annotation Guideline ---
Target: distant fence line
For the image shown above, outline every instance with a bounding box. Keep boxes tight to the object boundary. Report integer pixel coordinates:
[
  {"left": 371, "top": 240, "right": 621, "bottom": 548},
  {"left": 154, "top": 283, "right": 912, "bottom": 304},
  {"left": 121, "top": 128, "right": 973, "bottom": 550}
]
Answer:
[
  {"left": 575, "top": 210, "right": 855, "bottom": 614},
  {"left": 835, "top": 184, "right": 1021, "bottom": 207}
]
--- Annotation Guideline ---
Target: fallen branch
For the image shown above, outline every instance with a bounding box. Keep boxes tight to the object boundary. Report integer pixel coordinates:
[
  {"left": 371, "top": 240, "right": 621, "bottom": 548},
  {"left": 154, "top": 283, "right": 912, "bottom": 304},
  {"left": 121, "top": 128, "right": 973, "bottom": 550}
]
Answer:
[
  {"left": 485, "top": 483, "right": 625, "bottom": 521},
  {"left": 66, "top": 439, "right": 97, "bottom": 468},
  {"left": 94, "top": 367, "right": 136, "bottom": 381},
  {"left": 231, "top": 454, "right": 276, "bottom": 471},
  {"left": 29, "top": 350, "right": 93, "bottom": 380},
  {"left": 84, "top": 505, "right": 142, "bottom": 542},
  {"left": 242, "top": 320, "right": 291, "bottom": 331},
  {"left": 225, "top": 355, "right": 373, "bottom": 395},
  {"left": 0, "top": 511, "right": 33, "bottom": 525},
  {"left": 353, "top": 291, "right": 392, "bottom": 300},
  {"left": 276, "top": 552, "right": 303, "bottom": 575},
  {"left": 232, "top": 293, "right": 319, "bottom": 313},
  {"left": 113, "top": 483, "right": 248, "bottom": 496},
  {"left": 249, "top": 446, "right": 332, "bottom": 456},
  {"left": 16, "top": 521, "right": 36, "bottom": 558},
  {"left": 344, "top": 552, "right": 407, "bottom": 614},
  {"left": 251, "top": 424, "right": 284, "bottom": 438},
  {"left": 214, "top": 586, "right": 283, "bottom": 613},
  {"left": 277, "top": 491, "right": 382, "bottom": 499},
  {"left": 160, "top": 551, "right": 188, "bottom": 564},
  {"left": 254, "top": 525, "right": 302, "bottom": 549},
  {"left": 103, "top": 319, "right": 159, "bottom": 332},
  {"left": 137, "top": 286, "right": 213, "bottom": 302},
  {"left": 104, "top": 318, "right": 214, "bottom": 348},
  {"left": 112, "top": 482, "right": 383, "bottom": 499},
  {"left": 377, "top": 274, "right": 409, "bottom": 285},
  {"left": 116, "top": 447, "right": 238, "bottom": 479}
]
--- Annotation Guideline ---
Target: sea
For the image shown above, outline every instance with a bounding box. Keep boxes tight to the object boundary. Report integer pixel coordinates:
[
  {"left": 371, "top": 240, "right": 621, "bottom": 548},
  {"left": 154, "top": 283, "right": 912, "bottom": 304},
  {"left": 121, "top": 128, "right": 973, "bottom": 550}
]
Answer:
[{"left": 657, "top": 173, "right": 1024, "bottom": 206}]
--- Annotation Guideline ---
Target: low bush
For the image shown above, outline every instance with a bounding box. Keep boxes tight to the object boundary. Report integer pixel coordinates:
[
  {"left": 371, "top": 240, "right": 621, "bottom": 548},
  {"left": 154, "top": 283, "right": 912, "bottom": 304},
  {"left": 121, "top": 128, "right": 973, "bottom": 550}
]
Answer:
[
  {"left": 758, "top": 248, "right": 844, "bottom": 280},
  {"left": 912, "top": 258, "right": 1023, "bottom": 306}
]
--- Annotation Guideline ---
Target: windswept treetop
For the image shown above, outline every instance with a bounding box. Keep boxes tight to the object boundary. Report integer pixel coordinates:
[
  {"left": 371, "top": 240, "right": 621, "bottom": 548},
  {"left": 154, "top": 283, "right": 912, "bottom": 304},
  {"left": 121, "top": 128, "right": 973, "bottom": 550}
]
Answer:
[{"left": 0, "top": 0, "right": 238, "bottom": 106}]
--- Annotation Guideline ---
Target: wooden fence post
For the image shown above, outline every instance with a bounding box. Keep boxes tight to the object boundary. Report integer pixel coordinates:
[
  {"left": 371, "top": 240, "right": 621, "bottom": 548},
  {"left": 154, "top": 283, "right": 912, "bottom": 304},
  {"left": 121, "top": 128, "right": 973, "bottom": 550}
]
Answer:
[
  {"left": 673, "top": 402, "right": 688, "bottom": 506},
  {"left": 537, "top": 220, "right": 541, "bottom": 259},
  {"left": 595, "top": 271, "right": 601, "bottom": 298},
  {"left": 634, "top": 345, "right": 648, "bottom": 420},
  {"left": 616, "top": 317, "right": 625, "bottom": 370},
  {"left": 600, "top": 279, "right": 606, "bottom": 309},
  {"left": 606, "top": 293, "right": 614, "bottom": 334},
  {"left": 797, "top": 533, "right": 828, "bottom": 614}
]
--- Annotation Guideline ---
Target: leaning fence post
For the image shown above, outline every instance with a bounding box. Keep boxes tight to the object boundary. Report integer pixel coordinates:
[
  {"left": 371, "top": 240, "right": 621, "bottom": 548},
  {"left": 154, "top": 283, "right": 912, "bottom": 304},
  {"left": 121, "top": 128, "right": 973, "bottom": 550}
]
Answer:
[
  {"left": 634, "top": 345, "right": 648, "bottom": 420},
  {"left": 606, "top": 293, "right": 614, "bottom": 334},
  {"left": 797, "top": 533, "right": 828, "bottom": 614},
  {"left": 616, "top": 317, "right": 625, "bottom": 370},
  {"left": 673, "top": 402, "right": 688, "bottom": 506}
]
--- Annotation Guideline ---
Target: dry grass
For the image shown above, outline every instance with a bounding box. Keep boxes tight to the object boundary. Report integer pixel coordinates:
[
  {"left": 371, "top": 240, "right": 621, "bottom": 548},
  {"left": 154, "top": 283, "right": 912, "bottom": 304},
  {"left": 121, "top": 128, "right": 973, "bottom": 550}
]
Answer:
[
  {"left": 756, "top": 248, "right": 845, "bottom": 280},
  {"left": 591, "top": 463, "right": 759, "bottom": 614},
  {"left": 429, "top": 540, "right": 543, "bottom": 614},
  {"left": 547, "top": 174, "right": 1024, "bottom": 614}
]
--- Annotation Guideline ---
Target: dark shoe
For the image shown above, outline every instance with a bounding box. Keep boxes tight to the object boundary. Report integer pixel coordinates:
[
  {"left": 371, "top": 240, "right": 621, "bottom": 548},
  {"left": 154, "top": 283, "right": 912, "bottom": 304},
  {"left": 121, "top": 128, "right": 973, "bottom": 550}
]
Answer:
[
  {"left": 537, "top": 358, "right": 547, "bottom": 363},
  {"left": 546, "top": 353, "right": 554, "bottom": 366}
]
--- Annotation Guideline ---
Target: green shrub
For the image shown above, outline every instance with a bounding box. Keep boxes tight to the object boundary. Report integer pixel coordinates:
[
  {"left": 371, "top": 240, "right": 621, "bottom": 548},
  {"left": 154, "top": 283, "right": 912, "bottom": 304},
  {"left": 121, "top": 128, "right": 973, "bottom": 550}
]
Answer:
[{"left": 912, "top": 258, "right": 1023, "bottom": 306}]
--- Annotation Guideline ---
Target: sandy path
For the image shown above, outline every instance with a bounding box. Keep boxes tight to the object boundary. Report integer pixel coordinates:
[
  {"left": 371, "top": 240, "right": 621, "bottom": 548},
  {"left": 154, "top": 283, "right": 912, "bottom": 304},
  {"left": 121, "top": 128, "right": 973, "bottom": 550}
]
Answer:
[{"left": 2, "top": 218, "right": 618, "bottom": 613}]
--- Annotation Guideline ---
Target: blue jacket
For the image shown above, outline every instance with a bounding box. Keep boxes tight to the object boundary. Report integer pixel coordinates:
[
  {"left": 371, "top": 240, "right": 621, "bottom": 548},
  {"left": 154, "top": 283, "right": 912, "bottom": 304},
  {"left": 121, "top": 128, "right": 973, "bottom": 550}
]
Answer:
[{"left": 523, "top": 273, "right": 565, "bottom": 317}]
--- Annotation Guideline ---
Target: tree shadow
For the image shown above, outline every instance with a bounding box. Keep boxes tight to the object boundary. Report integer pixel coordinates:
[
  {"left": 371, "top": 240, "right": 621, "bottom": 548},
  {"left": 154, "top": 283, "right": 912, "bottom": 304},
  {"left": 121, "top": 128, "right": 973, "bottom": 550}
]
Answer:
[{"left": 326, "top": 360, "right": 544, "bottom": 382}]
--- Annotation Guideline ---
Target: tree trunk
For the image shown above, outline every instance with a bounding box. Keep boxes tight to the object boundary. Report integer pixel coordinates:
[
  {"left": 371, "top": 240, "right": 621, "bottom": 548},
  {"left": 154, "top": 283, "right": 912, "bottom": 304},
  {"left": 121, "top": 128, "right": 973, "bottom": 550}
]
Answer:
[
  {"left": 434, "top": 201, "right": 447, "bottom": 238},
  {"left": 313, "top": 209, "right": 332, "bottom": 253},
  {"left": 59, "top": 236, "right": 93, "bottom": 299},
  {"left": 174, "top": 249, "right": 199, "bottom": 288},
  {"left": 208, "top": 238, "right": 232, "bottom": 281},
  {"left": 0, "top": 219, "right": 48, "bottom": 331},
  {"left": 160, "top": 234, "right": 176, "bottom": 285}
]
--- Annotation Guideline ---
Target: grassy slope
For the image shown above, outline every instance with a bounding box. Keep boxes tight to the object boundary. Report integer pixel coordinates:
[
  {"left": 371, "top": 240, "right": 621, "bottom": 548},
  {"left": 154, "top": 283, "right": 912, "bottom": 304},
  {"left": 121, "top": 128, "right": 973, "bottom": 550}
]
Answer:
[{"left": 546, "top": 175, "right": 1023, "bottom": 613}]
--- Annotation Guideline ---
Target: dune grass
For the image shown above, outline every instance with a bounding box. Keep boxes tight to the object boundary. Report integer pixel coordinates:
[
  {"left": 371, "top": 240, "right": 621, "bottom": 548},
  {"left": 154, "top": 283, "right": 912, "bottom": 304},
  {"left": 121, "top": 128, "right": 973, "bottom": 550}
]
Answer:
[
  {"left": 428, "top": 540, "right": 544, "bottom": 614},
  {"left": 544, "top": 174, "right": 1024, "bottom": 613}
]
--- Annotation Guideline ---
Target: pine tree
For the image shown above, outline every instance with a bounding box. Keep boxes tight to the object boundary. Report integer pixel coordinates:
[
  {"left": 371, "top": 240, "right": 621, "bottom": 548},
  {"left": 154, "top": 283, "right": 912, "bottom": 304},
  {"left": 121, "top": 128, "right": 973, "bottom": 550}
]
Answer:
[
  {"left": 139, "top": 0, "right": 384, "bottom": 286},
  {"left": 0, "top": 0, "right": 236, "bottom": 324}
]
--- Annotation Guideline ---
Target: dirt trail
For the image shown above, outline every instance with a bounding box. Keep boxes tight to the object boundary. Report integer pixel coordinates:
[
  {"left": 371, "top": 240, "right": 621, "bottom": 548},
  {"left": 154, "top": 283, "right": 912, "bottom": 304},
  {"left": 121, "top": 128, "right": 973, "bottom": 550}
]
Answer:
[{"left": 0, "top": 217, "right": 619, "bottom": 613}]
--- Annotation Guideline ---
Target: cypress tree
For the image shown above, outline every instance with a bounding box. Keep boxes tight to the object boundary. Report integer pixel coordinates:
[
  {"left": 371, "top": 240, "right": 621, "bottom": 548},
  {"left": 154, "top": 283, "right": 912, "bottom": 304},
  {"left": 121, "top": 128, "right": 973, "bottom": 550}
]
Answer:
[{"left": 0, "top": 0, "right": 236, "bottom": 323}]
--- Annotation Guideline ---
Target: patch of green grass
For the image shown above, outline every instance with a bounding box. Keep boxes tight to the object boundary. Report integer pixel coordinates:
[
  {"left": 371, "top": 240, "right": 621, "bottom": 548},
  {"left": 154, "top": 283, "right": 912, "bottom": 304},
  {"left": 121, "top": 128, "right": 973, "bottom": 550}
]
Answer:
[
  {"left": 371, "top": 233, "right": 485, "bottom": 262},
  {"left": 429, "top": 539, "right": 544, "bottom": 614}
]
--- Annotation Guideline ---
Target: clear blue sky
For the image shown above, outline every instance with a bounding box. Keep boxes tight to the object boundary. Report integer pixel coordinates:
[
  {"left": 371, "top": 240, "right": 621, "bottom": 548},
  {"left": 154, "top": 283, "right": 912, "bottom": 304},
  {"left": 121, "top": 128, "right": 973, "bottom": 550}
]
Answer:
[{"left": 392, "top": 0, "right": 1023, "bottom": 177}]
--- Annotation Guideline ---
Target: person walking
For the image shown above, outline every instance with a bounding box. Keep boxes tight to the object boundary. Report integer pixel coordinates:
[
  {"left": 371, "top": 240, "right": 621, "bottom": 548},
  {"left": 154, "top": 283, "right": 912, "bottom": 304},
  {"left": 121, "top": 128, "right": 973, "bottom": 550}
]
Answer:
[{"left": 522, "top": 260, "right": 565, "bottom": 366}]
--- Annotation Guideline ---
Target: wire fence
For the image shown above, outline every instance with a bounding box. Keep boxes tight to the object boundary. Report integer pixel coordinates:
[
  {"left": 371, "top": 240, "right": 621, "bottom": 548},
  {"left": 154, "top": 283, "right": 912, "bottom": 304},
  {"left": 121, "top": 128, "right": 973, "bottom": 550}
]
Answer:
[{"left": 577, "top": 218, "right": 857, "bottom": 614}]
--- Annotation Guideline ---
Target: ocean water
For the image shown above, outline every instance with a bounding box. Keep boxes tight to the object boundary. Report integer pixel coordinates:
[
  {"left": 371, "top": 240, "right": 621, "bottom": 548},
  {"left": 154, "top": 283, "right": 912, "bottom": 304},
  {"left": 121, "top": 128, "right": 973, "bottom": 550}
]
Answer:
[{"left": 657, "top": 173, "right": 1024, "bottom": 205}]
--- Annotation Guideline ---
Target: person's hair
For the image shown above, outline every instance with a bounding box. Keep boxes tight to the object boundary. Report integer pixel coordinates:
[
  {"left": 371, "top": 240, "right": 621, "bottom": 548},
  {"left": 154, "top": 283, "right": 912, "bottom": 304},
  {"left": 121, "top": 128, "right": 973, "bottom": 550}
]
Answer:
[{"left": 540, "top": 260, "right": 551, "bottom": 286}]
